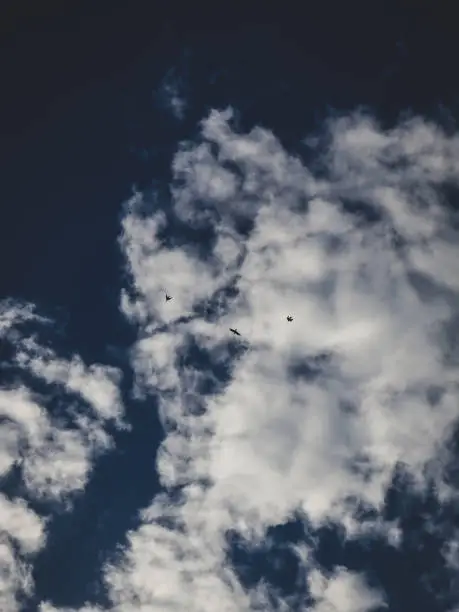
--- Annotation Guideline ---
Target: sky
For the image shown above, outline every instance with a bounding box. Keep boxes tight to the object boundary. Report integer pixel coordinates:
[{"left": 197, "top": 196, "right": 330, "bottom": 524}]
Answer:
[{"left": 1, "top": 2, "right": 459, "bottom": 611}]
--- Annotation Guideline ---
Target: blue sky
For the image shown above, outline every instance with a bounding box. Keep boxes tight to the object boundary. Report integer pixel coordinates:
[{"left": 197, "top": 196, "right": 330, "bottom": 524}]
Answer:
[{"left": 1, "top": 3, "right": 459, "bottom": 611}]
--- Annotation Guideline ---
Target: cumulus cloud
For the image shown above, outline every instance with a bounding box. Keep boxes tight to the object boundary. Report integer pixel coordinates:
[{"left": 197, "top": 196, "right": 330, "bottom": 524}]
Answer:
[
  {"left": 29, "top": 108, "right": 459, "bottom": 610},
  {"left": 101, "top": 108, "right": 459, "bottom": 611},
  {"left": 0, "top": 302, "right": 125, "bottom": 611}
]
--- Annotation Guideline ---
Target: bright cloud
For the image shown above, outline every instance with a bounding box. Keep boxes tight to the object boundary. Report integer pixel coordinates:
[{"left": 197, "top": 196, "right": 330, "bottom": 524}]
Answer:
[
  {"left": 0, "top": 107, "right": 451, "bottom": 610},
  {"left": 0, "top": 303, "right": 125, "bottom": 611},
  {"left": 85, "top": 108, "right": 459, "bottom": 611},
  {"left": 307, "top": 566, "right": 385, "bottom": 612}
]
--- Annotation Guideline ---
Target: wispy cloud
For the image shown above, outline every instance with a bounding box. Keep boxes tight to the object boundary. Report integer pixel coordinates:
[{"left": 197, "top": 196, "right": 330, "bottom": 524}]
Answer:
[
  {"left": 0, "top": 302, "right": 125, "bottom": 611},
  {"left": 156, "top": 69, "right": 187, "bottom": 121},
  {"left": 86, "top": 108, "right": 459, "bottom": 610}
]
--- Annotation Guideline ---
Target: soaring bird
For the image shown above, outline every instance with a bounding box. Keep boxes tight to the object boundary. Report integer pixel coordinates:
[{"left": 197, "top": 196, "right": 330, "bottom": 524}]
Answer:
[
  {"left": 287, "top": 316, "right": 293, "bottom": 322},
  {"left": 229, "top": 328, "right": 241, "bottom": 336},
  {"left": 165, "top": 294, "right": 172, "bottom": 302}
]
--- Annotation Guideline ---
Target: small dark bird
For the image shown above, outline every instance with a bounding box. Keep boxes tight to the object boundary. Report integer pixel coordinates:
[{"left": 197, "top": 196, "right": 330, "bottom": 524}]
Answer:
[
  {"left": 287, "top": 316, "right": 293, "bottom": 322},
  {"left": 229, "top": 328, "right": 241, "bottom": 336},
  {"left": 165, "top": 294, "right": 172, "bottom": 302}
]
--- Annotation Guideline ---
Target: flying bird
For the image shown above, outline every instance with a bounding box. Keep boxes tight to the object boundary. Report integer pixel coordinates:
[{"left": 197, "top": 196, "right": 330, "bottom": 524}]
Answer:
[
  {"left": 165, "top": 294, "right": 172, "bottom": 302},
  {"left": 229, "top": 328, "right": 241, "bottom": 336},
  {"left": 287, "top": 316, "right": 293, "bottom": 322}
]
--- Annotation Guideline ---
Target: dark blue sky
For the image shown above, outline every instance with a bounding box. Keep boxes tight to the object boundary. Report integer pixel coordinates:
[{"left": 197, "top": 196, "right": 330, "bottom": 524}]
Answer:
[
  {"left": 2, "top": 1, "right": 458, "bottom": 356},
  {"left": 1, "top": 2, "right": 459, "bottom": 611}
]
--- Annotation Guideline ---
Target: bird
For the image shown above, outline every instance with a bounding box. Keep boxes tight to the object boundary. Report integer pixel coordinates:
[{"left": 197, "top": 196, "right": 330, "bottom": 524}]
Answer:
[
  {"left": 229, "top": 328, "right": 241, "bottom": 336},
  {"left": 165, "top": 294, "right": 172, "bottom": 302},
  {"left": 287, "top": 316, "right": 293, "bottom": 322}
]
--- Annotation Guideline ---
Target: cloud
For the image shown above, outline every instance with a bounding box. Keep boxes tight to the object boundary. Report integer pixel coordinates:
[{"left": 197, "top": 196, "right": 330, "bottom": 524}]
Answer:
[
  {"left": 0, "top": 495, "right": 44, "bottom": 610},
  {"left": 156, "top": 69, "right": 187, "bottom": 121},
  {"left": 0, "top": 302, "right": 125, "bottom": 611},
  {"left": 16, "top": 107, "right": 456, "bottom": 610},
  {"left": 307, "top": 567, "right": 384, "bottom": 612},
  {"left": 83, "top": 107, "right": 459, "bottom": 611}
]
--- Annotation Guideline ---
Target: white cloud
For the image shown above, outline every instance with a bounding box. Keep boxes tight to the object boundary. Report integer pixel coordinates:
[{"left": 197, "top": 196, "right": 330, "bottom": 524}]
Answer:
[
  {"left": 0, "top": 302, "right": 125, "bottom": 611},
  {"left": 100, "top": 107, "right": 459, "bottom": 611},
  {"left": 7, "top": 107, "right": 451, "bottom": 611},
  {"left": 15, "top": 339, "right": 125, "bottom": 425},
  {"left": 1, "top": 535, "right": 34, "bottom": 612},
  {"left": 0, "top": 299, "right": 49, "bottom": 335},
  {"left": 308, "top": 567, "right": 384, "bottom": 612},
  {"left": 120, "top": 207, "right": 225, "bottom": 328}
]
